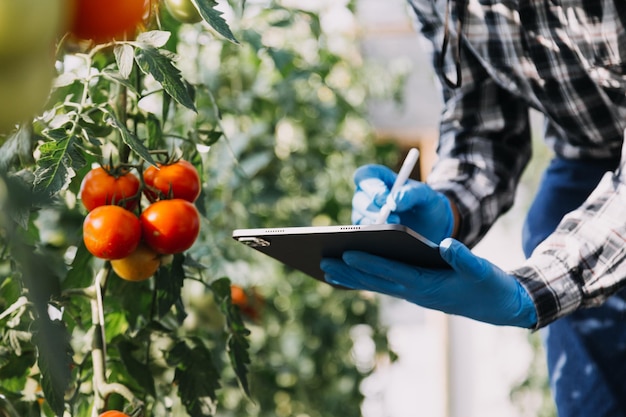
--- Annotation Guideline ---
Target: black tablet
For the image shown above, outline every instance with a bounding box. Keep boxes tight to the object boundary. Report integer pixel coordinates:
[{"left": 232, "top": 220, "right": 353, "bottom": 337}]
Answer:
[{"left": 232, "top": 224, "right": 449, "bottom": 282}]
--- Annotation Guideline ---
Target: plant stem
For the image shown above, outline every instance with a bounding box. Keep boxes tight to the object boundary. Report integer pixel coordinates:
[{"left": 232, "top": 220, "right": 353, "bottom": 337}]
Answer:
[{"left": 90, "top": 263, "right": 142, "bottom": 416}]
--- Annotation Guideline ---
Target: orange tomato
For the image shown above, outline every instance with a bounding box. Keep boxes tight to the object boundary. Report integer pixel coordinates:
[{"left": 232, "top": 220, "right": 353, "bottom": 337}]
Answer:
[{"left": 111, "top": 243, "right": 161, "bottom": 281}]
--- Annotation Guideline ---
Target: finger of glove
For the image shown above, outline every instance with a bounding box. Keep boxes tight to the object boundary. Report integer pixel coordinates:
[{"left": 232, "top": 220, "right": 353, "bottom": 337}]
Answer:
[
  {"left": 320, "top": 258, "right": 402, "bottom": 293},
  {"left": 320, "top": 259, "right": 360, "bottom": 289},
  {"left": 342, "top": 251, "right": 459, "bottom": 310},
  {"left": 439, "top": 238, "right": 489, "bottom": 280},
  {"left": 439, "top": 238, "right": 533, "bottom": 323},
  {"left": 394, "top": 181, "right": 443, "bottom": 212},
  {"left": 352, "top": 191, "right": 383, "bottom": 224},
  {"left": 354, "top": 165, "right": 397, "bottom": 206},
  {"left": 354, "top": 164, "right": 398, "bottom": 187}
]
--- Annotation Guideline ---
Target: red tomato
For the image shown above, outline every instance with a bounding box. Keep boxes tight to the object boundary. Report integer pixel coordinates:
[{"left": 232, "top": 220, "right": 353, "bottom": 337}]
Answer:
[
  {"left": 140, "top": 199, "right": 200, "bottom": 254},
  {"left": 69, "top": 0, "right": 150, "bottom": 44},
  {"left": 99, "top": 412, "right": 131, "bottom": 417},
  {"left": 143, "top": 160, "right": 201, "bottom": 202},
  {"left": 79, "top": 166, "right": 140, "bottom": 211},
  {"left": 83, "top": 206, "right": 141, "bottom": 260}
]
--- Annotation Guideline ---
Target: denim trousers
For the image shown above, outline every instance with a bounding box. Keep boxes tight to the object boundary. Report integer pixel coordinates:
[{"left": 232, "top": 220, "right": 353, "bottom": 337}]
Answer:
[{"left": 522, "top": 157, "right": 626, "bottom": 417}]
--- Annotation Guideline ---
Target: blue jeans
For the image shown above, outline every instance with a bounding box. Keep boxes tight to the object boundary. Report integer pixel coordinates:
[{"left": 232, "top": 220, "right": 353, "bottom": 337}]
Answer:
[{"left": 522, "top": 157, "right": 626, "bottom": 417}]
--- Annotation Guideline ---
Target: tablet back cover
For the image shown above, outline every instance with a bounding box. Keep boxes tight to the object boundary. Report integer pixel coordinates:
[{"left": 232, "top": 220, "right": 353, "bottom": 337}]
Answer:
[{"left": 232, "top": 224, "right": 448, "bottom": 282}]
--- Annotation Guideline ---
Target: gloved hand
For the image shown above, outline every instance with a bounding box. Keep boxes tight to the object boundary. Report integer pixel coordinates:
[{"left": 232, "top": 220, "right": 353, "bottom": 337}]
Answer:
[
  {"left": 320, "top": 238, "right": 538, "bottom": 328},
  {"left": 352, "top": 164, "right": 454, "bottom": 243}
]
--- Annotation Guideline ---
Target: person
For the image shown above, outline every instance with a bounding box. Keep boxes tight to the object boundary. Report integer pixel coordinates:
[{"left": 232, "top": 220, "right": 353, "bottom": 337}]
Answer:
[{"left": 320, "top": 1, "right": 626, "bottom": 416}]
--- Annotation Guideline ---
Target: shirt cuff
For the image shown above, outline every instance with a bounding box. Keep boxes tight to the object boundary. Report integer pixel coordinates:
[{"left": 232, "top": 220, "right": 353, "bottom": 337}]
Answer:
[
  {"left": 510, "top": 254, "right": 583, "bottom": 329},
  {"left": 508, "top": 169, "right": 626, "bottom": 329}
]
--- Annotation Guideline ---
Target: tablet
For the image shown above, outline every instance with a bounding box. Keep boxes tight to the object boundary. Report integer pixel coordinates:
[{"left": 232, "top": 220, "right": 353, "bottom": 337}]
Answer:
[{"left": 232, "top": 224, "right": 449, "bottom": 282}]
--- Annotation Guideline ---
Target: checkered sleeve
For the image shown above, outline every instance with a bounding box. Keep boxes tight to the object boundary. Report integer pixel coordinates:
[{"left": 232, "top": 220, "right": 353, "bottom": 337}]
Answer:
[
  {"left": 407, "top": 0, "right": 533, "bottom": 247},
  {"left": 426, "top": 48, "right": 533, "bottom": 247},
  {"left": 511, "top": 164, "right": 626, "bottom": 328}
]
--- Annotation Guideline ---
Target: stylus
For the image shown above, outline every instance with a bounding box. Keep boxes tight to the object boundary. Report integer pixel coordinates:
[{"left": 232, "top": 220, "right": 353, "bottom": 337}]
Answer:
[{"left": 375, "top": 147, "right": 420, "bottom": 224}]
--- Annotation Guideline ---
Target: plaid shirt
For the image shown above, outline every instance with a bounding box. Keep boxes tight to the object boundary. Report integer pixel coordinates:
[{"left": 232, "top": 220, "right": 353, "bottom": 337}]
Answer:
[{"left": 407, "top": 0, "right": 626, "bottom": 327}]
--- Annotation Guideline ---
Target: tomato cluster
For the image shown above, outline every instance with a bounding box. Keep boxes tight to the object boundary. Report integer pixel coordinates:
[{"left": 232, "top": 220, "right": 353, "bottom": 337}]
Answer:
[{"left": 80, "top": 160, "right": 201, "bottom": 281}]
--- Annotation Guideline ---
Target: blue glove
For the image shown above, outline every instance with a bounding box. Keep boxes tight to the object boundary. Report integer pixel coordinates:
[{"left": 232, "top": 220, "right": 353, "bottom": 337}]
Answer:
[
  {"left": 352, "top": 164, "right": 454, "bottom": 243},
  {"left": 320, "top": 238, "right": 537, "bottom": 328}
]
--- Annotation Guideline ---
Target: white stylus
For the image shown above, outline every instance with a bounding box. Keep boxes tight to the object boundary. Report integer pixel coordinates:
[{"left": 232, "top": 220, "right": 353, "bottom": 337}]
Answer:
[{"left": 375, "top": 147, "right": 420, "bottom": 224}]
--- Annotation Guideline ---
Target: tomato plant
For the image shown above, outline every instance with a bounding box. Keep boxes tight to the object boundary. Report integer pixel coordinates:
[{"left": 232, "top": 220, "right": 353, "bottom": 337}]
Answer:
[
  {"left": 162, "top": 0, "right": 202, "bottom": 24},
  {"left": 80, "top": 166, "right": 141, "bottom": 211},
  {"left": 140, "top": 199, "right": 200, "bottom": 254},
  {"left": 69, "top": 0, "right": 150, "bottom": 43},
  {"left": 143, "top": 159, "right": 201, "bottom": 202},
  {"left": 0, "top": 2, "right": 398, "bottom": 417},
  {"left": 83, "top": 205, "right": 142, "bottom": 259},
  {"left": 111, "top": 243, "right": 161, "bottom": 281}
]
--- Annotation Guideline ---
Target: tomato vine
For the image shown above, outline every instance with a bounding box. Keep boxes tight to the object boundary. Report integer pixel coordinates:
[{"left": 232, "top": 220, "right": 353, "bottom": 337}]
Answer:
[{"left": 0, "top": 1, "right": 397, "bottom": 416}]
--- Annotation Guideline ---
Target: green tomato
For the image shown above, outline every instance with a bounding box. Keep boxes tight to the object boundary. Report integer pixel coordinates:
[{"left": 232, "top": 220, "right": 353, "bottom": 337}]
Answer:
[
  {"left": 163, "top": 0, "right": 202, "bottom": 24},
  {"left": 0, "top": 50, "right": 55, "bottom": 134},
  {"left": 0, "top": 0, "right": 68, "bottom": 58}
]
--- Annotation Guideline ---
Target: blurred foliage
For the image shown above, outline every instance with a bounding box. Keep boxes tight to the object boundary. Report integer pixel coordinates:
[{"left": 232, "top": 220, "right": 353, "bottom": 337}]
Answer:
[
  {"left": 509, "top": 124, "right": 556, "bottom": 417},
  {"left": 510, "top": 333, "right": 557, "bottom": 417},
  {"left": 0, "top": 0, "right": 404, "bottom": 416}
]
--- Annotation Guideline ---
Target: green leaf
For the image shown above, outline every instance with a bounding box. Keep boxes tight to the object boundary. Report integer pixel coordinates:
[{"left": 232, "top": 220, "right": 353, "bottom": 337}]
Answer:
[
  {"left": 134, "top": 45, "right": 197, "bottom": 112},
  {"left": 194, "top": 0, "right": 238, "bottom": 44},
  {"left": 101, "top": 69, "right": 139, "bottom": 93},
  {"left": 34, "top": 130, "right": 83, "bottom": 194},
  {"left": 117, "top": 340, "right": 157, "bottom": 397},
  {"left": 0, "top": 349, "right": 36, "bottom": 381},
  {"left": 34, "top": 319, "right": 73, "bottom": 416},
  {"left": 211, "top": 278, "right": 251, "bottom": 396},
  {"left": 0, "top": 277, "right": 21, "bottom": 306},
  {"left": 135, "top": 30, "right": 171, "bottom": 48},
  {"left": 145, "top": 113, "right": 163, "bottom": 149},
  {"left": 0, "top": 126, "right": 33, "bottom": 171},
  {"left": 197, "top": 129, "right": 223, "bottom": 146},
  {"left": 114, "top": 44, "right": 135, "bottom": 79},
  {"left": 106, "top": 113, "right": 156, "bottom": 166},
  {"left": 104, "top": 311, "right": 129, "bottom": 344},
  {"left": 169, "top": 339, "right": 220, "bottom": 417},
  {"left": 62, "top": 241, "right": 93, "bottom": 290},
  {"left": 78, "top": 108, "right": 114, "bottom": 138},
  {"left": 155, "top": 254, "right": 186, "bottom": 320}
]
